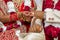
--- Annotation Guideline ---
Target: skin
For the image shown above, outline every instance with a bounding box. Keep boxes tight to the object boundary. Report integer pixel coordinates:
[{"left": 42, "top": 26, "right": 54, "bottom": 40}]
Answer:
[
  {"left": 0, "top": 0, "right": 42, "bottom": 33},
  {"left": 0, "top": 0, "right": 8, "bottom": 15},
  {"left": 0, "top": 12, "right": 22, "bottom": 23},
  {"left": 29, "top": 11, "right": 44, "bottom": 32},
  {"left": 0, "top": 0, "right": 37, "bottom": 23},
  {"left": 31, "top": 11, "right": 44, "bottom": 27},
  {"left": 19, "top": 0, "right": 37, "bottom": 11},
  {"left": 0, "top": 11, "right": 33, "bottom": 23},
  {"left": 29, "top": 24, "right": 43, "bottom": 33}
]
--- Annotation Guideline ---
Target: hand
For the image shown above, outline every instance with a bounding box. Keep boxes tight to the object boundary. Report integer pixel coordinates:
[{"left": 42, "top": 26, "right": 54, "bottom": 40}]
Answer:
[
  {"left": 29, "top": 24, "right": 42, "bottom": 33},
  {"left": 22, "top": 11, "right": 33, "bottom": 22},
  {"left": 34, "top": 11, "right": 44, "bottom": 19},
  {"left": 0, "top": 0, "right": 8, "bottom": 15}
]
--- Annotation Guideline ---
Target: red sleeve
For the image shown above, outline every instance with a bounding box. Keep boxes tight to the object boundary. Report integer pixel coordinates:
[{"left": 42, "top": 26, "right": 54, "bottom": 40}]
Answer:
[
  {"left": 4, "top": 0, "right": 12, "bottom": 4},
  {"left": 18, "top": 2, "right": 24, "bottom": 12},
  {"left": 31, "top": 0, "right": 34, "bottom": 8}
]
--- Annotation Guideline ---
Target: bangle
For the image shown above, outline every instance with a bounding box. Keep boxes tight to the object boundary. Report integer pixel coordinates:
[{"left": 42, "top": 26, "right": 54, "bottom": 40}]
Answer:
[{"left": 10, "top": 13, "right": 18, "bottom": 22}]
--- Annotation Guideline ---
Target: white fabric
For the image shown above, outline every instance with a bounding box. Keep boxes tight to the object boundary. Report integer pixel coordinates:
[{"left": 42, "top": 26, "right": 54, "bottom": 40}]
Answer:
[
  {"left": 24, "top": 30, "right": 45, "bottom": 40},
  {"left": 31, "top": 17, "right": 42, "bottom": 27},
  {"left": 45, "top": 8, "right": 60, "bottom": 23},
  {"left": 17, "top": 21, "right": 22, "bottom": 26},
  {"left": 54, "top": 9, "right": 60, "bottom": 18},
  {"left": 7, "top": 1, "right": 16, "bottom": 13},
  {"left": 0, "top": 22, "right": 7, "bottom": 31},
  {"left": 3, "top": 26, "right": 7, "bottom": 32},
  {"left": 15, "top": 30, "right": 45, "bottom": 40},
  {"left": 30, "top": 17, "right": 36, "bottom": 27},
  {"left": 54, "top": 37, "right": 58, "bottom": 40},
  {"left": 45, "top": 8, "right": 60, "bottom": 28},
  {"left": 44, "top": 8, "right": 53, "bottom": 12},
  {"left": 24, "top": 0, "right": 31, "bottom": 7},
  {"left": 35, "top": 19, "right": 42, "bottom": 26},
  {"left": 15, "top": 30, "right": 20, "bottom": 37},
  {"left": 15, "top": 30, "right": 23, "bottom": 40},
  {"left": 35, "top": 0, "right": 43, "bottom": 11},
  {"left": 54, "top": 0, "right": 58, "bottom": 8},
  {"left": 45, "top": 22, "right": 60, "bottom": 28},
  {"left": 0, "top": 22, "right": 4, "bottom": 28}
]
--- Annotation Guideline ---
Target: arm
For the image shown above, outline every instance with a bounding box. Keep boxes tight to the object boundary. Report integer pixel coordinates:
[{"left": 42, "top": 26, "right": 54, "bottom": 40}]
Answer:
[
  {"left": 0, "top": 12, "right": 23, "bottom": 23},
  {"left": 0, "top": 0, "right": 8, "bottom": 15},
  {"left": 30, "top": 0, "right": 37, "bottom": 11},
  {"left": 33, "top": 0, "right": 37, "bottom": 10}
]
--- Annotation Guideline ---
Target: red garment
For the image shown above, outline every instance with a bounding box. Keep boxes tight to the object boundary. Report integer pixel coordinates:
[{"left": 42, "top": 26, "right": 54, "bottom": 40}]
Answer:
[
  {"left": 44, "top": 25, "right": 58, "bottom": 40},
  {"left": 58, "top": 28, "right": 60, "bottom": 40},
  {"left": 24, "top": 6, "right": 31, "bottom": 11},
  {"left": 20, "top": 20, "right": 30, "bottom": 33},
  {"left": 4, "top": 21, "right": 20, "bottom": 30},
  {"left": 10, "top": 12, "right": 18, "bottom": 22},
  {"left": 31, "top": 0, "right": 34, "bottom": 8},
  {"left": 51, "top": 0, "right": 60, "bottom": 39},
  {"left": 0, "top": 29, "right": 18, "bottom": 40},
  {"left": 18, "top": 0, "right": 34, "bottom": 32},
  {"left": 44, "top": 0, "right": 54, "bottom": 9},
  {"left": 0, "top": 28, "right": 3, "bottom": 32},
  {"left": 18, "top": 0, "right": 34, "bottom": 12},
  {"left": 55, "top": 0, "right": 60, "bottom": 10},
  {"left": 4, "top": 0, "right": 12, "bottom": 4},
  {"left": 18, "top": 2, "right": 24, "bottom": 12}
]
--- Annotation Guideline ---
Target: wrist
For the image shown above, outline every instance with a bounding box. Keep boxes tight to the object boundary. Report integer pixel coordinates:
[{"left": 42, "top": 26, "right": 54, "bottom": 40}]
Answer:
[{"left": 10, "top": 13, "right": 18, "bottom": 22}]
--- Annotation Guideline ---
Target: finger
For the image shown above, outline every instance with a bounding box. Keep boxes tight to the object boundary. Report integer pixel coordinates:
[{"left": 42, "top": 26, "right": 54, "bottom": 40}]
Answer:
[
  {"left": 0, "top": 0, "right": 8, "bottom": 15},
  {"left": 0, "top": 10, "right": 4, "bottom": 16}
]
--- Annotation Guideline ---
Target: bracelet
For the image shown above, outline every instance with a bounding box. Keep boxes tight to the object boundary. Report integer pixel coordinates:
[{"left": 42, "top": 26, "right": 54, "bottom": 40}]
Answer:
[{"left": 10, "top": 13, "right": 18, "bottom": 22}]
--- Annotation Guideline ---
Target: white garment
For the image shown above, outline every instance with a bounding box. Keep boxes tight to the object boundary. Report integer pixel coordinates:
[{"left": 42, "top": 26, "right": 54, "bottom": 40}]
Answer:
[
  {"left": 24, "top": 0, "right": 31, "bottom": 7},
  {"left": 0, "top": 22, "right": 7, "bottom": 31},
  {"left": 31, "top": 17, "right": 42, "bottom": 27},
  {"left": 35, "top": 0, "right": 43, "bottom": 11},
  {"left": 17, "top": 20, "right": 22, "bottom": 26},
  {"left": 35, "top": 19, "right": 42, "bottom": 26},
  {"left": 54, "top": 9, "right": 60, "bottom": 18},
  {"left": 54, "top": 0, "right": 58, "bottom": 8},
  {"left": 24, "top": 30, "right": 45, "bottom": 40},
  {"left": 45, "top": 22, "right": 60, "bottom": 28},
  {"left": 45, "top": 8, "right": 60, "bottom": 28},
  {"left": 7, "top": 1, "right": 16, "bottom": 13}
]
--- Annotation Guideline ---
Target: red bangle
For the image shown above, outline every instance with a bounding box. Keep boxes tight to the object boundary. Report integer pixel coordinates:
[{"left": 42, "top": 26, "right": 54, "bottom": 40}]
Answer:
[{"left": 10, "top": 12, "right": 18, "bottom": 22}]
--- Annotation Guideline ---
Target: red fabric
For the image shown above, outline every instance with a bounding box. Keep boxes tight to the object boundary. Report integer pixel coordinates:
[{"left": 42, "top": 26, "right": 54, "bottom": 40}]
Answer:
[
  {"left": 18, "top": 0, "right": 34, "bottom": 12},
  {"left": 45, "top": 34, "right": 54, "bottom": 40},
  {"left": 45, "top": 25, "right": 58, "bottom": 40},
  {"left": 0, "top": 28, "right": 3, "bottom": 32},
  {"left": 4, "top": 22, "right": 14, "bottom": 30},
  {"left": 31, "top": 0, "right": 34, "bottom": 8},
  {"left": 0, "top": 29, "right": 18, "bottom": 40},
  {"left": 6, "top": 23, "right": 13, "bottom": 30},
  {"left": 55, "top": 0, "right": 60, "bottom": 10},
  {"left": 24, "top": 6, "right": 31, "bottom": 11},
  {"left": 4, "top": 0, "right": 12, "bottom": 4},
  {"left": 44, "top": 0, "right": 54, "bottom": 9},
  {"left": 10, "top": 12, "right": 18, "bottom": 22},
  {"left": 57, "top": 28, "right": 60, "bottom": 40},
  {"left": 21, "top": 21, "right": 30, "bottom": 32},
  {"left": 18, "top": 2, "right": 24, "bottom": 12}
]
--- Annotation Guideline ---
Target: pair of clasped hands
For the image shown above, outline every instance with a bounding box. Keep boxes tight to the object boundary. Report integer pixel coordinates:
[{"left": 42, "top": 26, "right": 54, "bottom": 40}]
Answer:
[{"left": 0, "top": 0, "right": 34, "bottom": 23}]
